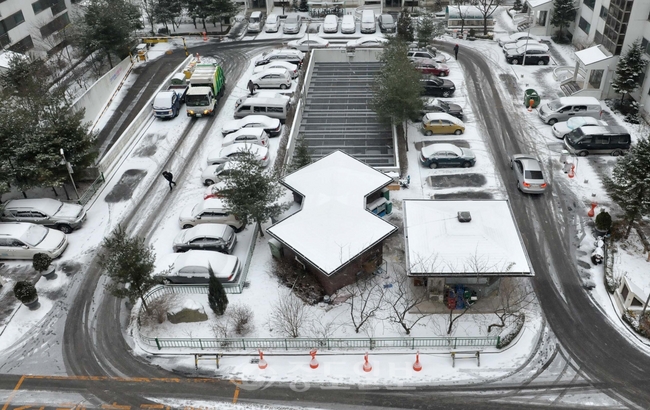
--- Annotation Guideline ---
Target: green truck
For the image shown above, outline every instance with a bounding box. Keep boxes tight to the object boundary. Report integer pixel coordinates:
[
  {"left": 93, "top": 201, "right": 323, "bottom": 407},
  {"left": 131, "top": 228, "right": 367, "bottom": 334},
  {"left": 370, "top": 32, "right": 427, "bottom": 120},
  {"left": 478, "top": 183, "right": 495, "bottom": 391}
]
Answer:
[{"left": 186, "top": 64, "right": 226, "bottom": 118}]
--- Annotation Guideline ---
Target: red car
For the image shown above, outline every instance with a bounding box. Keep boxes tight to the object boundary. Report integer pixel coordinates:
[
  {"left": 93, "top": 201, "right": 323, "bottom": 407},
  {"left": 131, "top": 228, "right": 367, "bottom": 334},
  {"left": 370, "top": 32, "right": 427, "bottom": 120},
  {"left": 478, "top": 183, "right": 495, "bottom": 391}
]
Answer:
[{"left": 414, "top": 59, "right": 450, "bottom": 77}]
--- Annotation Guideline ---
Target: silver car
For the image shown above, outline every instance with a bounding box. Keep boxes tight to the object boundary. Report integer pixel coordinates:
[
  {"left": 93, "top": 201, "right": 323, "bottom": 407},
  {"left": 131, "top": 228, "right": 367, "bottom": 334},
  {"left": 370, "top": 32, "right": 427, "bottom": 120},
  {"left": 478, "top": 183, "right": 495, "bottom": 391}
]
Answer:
[
  {"left": 510, "top": 154, "right": 548, "bottom": 194},
  {"left": 0, "top": 222, "right": 68, "bottom": 259},
  {"left": 1, "top": 198, "right": 86, "bottom": 233},
  {"left": 172, "top": 223, "right": 237, "bottom": 254},
  {"left": 283, "top": 15, "right": 302, "bottom": 34}
]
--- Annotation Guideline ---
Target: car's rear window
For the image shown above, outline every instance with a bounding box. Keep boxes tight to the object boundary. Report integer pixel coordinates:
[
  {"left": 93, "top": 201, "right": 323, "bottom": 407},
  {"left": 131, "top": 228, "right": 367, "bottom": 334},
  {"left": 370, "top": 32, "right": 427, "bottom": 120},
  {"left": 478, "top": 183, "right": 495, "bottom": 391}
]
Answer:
[{"left": 525, "top": 170, "right": 544, "bottom": 180}]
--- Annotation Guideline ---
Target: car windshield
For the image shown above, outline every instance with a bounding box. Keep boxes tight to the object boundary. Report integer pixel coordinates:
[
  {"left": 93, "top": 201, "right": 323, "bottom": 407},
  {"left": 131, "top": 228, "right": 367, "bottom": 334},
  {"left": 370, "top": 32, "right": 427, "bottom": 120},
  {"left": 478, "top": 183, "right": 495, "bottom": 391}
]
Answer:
[
  {"left": 286, "top": 16, "right": 298, "bottom": 23},
  {"left": 439, "top": 101, "right": 449, "bottom": 110},
  {"left": 548, "top": 100, "right": 563, "bottom": 111},
  {"left": 525, "top": 170, "right": 544, "bottom": 180},
  {"left": 566, "top": 130, "right": 582, "bottom": 145},
  {"left": 20, "top": 224, "right": 48, "bottom": 246},
  {"left": 186, "top": 94, "right": 210, "bottom": 107}
]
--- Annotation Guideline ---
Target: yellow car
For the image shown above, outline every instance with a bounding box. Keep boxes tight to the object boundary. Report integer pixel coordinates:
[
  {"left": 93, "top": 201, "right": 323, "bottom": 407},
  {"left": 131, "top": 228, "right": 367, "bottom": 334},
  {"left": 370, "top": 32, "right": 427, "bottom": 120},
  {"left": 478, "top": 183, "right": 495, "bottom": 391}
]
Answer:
[{"left": 422, "top": 113, "right": 465, "bottom": 135}]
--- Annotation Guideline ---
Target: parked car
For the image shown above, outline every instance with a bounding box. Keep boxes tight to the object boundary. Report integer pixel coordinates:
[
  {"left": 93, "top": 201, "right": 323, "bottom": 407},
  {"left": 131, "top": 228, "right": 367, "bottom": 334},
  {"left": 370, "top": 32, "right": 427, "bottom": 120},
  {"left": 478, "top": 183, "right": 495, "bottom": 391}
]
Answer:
[
  {"left": 341, "top": 15, "right": 356, "bottom": 34},
  {"left": 222, "top": 128, "right": 270, "bottom": 147},
  {"left": 497, "top": 32, "right": 541, "bottom": 47},
  {"left": 235, "top": 92, "right": 289, "bottom": 109},
  {"left": 247, "top": 11, "right": 264, "bottom": 33},
  {"left": 1, "top": 198, "right": 86, "bottom": 234},
  {"left": 510, "top": 154, "right": 548, "bottom": 194},
  {"left": 378, "top": 14, "right": 396, "bottom": 33},
  {"left": 172, "top": 224, "right": 237, "bottom": 254},
  {"left": 323, "top": 15, "right": 339, "bottom": 33},
  {"left": 552, "top": 116, "right": 608, "bottom": 139},
  {"left": 503, "top": 39, "right": 547, "bottom": 54},
  {"left": 204, "top": 181, "right": 227, "bottom": 199},
  {"left": 250, "top": 68, "right": 292, "bottom": 89},
  {"left": 419, "top": 143, "right": 476, "bottom": 169},
  {"left": 152, "top": 90, "right": 181, "bottom": 119},
  {"left": 255, "top": 49, "right": 305, "bottom": 67},
  {"left": 287, "top": 35, "right": 330, "bottom": 52},
  {"left": 0, "top": 222, "right": 68, "bottom": 259},
  {"left": 422, "top": 98, "right": 463, "bottom": 119},
  {"left": 207, "top": 143, "right": 270, "bottom": 167},
  {"left": 360, "top": 9, "right": 376, "bottom": 34},
  {"left": 346, "top": 37, "right": 388, "bottom": 48},
  {"left": 253, "top": 61, "right": 299, "bottom": 78},
  {"left": 420, "top": 76, "right": 456, "bottom": 97},
  {"left": 408, "top": 48, "right": 437, "bottom": 61},
  {"left": 201, "top": 162, "right": 236, "bottom": 186},
  {"left": 265, "top": 13, "right": 280, "bottom": 32},
  {"left": 505, "top": 45, "right": 550, "bottom": 65},
  {"left": 414, "top": 58, "right": 450, "bottom": 76},
  {"left": 283, "top": 15, "right": 302, "bottom": 34},
  {"left": 564, "top": 125, "right": 631, "bottom": 156},
  {"left": 421, "top": 112, "right": 465, "bottom": 135},
  {"left": 221, "top": 115, "right": 282, "bottom": 137},
  {"left": 160, "top": 250, "right": 241, "bottom": 284},
  {"left": 178, "top": 198, "right": 244, "bottom": 230}
]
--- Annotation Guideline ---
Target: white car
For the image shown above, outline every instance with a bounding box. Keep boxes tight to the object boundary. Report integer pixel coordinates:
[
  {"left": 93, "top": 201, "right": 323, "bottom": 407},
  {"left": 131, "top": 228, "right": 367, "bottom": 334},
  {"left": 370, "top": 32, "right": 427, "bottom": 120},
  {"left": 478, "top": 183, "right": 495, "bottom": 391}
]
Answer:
[
  {"left": 283, "top": 15, "right": 302, "bottom": 34},
  {"left": 223, "top": 128, "right": 269, "bottom": 147},
  {"left": 207, "top": 143, "right": 271, "bottom": 167},
  {"left": 287, "top": 36, "right": 330, "bottom": 52},
  {"left": 178, "top": 198, "right": 244, "bottom": 230},
  {"left": 323, "top": 14, "right": 339, "bottom": 33},
  {"left": 341, "top": 15, "right": 356, "bottom": 34},
  {"left": 503, "top": 39, "right": 547, "bottom": 54},
  {"left": 498, "top": 32, "right": 541, "bottom": 47},
  {"left": 265, "top": 13, "right": 279, "bottom": 32},
  {"left": 250, "top": 68, "right": 292, "bottom": 89},
  {"left": 346, "top": 37, "right": 388, "bottom": 48},
  {"left": 253, "top": 61, "right": 299, "bottom": 78},
  {"left": 552, "top": 117, "right": 609, "bottom": 139},
  {"left": 159, "top": 250, "right": 241, "bottom": 284},
  {"left": 0, "top": 222, "right": 68, "bottom": 260},
  {"left": 201, "top": 162, "right": 236, "bottom": 186},
  {"left": 172, "top": 224, "right": 237, "bottom": 254},
  {"left": 235, "top": 92, "right": 289, "bottom": 109},
  {"left": 221, "top": 115, "right": 282, "bottom": 137}
]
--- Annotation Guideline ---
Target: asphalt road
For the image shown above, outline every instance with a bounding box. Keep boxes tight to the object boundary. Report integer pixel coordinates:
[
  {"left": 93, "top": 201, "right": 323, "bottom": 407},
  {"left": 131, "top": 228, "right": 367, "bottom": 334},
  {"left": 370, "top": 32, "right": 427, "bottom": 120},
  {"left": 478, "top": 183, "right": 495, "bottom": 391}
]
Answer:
[{"left": 2, "top": 39, "right": 648, "bottom": 409}]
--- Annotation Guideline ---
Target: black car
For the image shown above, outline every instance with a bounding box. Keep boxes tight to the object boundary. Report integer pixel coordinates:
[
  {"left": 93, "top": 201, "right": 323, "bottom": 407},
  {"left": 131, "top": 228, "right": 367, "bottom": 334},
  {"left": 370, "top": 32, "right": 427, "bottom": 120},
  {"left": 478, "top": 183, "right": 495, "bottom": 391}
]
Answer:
[
  {"left": 505, "top": 46, "right": 550, "bottom": 65},
  {"left": 378, "top": 14, "right": 396, "bottom": 33},
  {"left": 420, "top": 77, "right": 456, "bottom": 97},
  {"left": 422, "top": 98, "right": 463, "bottom": 119}
]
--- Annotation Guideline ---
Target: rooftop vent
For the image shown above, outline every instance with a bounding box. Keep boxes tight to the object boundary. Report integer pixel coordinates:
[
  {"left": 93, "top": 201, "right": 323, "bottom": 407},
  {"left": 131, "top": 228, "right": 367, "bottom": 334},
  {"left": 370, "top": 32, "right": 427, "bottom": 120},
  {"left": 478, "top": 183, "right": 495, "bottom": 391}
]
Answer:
[{"left": 457, "top": 211, "right": 471, "bottom": 223}]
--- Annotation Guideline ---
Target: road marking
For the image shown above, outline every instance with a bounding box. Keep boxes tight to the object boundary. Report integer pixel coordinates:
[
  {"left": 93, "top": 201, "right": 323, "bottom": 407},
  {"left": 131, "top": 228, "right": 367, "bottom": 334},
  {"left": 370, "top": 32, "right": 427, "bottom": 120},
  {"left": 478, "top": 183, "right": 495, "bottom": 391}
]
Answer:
[
  {"left": 1, "top": 375, "right": 25, "bottom": 410},
  {"left": 232, "top": 379, "right": 242, "bottom": 404}
]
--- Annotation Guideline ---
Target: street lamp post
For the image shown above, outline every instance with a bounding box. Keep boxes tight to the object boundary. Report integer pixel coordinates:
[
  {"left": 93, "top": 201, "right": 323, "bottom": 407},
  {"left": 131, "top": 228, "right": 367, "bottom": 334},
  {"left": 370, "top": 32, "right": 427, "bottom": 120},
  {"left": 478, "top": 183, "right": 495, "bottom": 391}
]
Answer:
[{"left": 60, "top": 148, "right": 80, "bottom": 200}]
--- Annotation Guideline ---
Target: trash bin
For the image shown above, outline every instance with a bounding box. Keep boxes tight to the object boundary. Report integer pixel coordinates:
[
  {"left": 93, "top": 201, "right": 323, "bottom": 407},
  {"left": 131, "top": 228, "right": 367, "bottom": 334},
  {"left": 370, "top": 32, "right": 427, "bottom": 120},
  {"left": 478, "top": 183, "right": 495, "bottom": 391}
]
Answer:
[{"left": 524, "top": 89, "right": 540, "bottom": 108}]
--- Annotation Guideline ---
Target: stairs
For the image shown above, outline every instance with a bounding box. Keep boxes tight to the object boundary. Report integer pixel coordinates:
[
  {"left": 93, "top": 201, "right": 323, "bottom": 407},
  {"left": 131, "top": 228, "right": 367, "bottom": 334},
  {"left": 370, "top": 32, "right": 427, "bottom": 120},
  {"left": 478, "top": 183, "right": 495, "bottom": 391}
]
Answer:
[{"left": 560, "top": 81, "right": 582, "bottom": 96}]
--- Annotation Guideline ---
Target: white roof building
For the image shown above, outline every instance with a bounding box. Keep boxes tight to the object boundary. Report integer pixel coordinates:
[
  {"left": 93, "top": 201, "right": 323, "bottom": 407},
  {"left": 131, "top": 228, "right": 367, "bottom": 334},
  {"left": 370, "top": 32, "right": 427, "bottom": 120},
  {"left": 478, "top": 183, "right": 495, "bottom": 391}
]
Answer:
[
  {"left": 403, "top": 199, "right": 533, "bottom": 277},
  {"left": 267, "top": 150, "right": 397, "bottom": 276}
]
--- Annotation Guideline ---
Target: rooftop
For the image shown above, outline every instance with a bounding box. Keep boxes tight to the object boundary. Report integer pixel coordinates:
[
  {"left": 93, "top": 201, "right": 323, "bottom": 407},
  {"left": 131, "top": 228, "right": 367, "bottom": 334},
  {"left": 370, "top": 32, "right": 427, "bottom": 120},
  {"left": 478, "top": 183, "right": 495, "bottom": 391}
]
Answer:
[
  {"left": 403, "top": 200, "right": 533, "bottom": 276},
  {"left": 267, "top": 151, "right": 397, "bottom": 275}
]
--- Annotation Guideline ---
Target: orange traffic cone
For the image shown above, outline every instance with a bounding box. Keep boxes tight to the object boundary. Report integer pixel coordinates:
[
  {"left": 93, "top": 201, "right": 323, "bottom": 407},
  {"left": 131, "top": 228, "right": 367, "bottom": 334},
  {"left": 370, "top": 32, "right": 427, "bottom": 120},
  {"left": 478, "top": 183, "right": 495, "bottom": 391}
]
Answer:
[
  {"left": 588, "top": 202, "right": 597, "bottom": 217},
  {"left": 202, "top": 31, "right": 207, "bottom": 41},
  {"left": 568, "top": 164, "right": 575, "bottom": 179},
  {"left": 362, "top": 352, "right": 372, "bottom": 372},
  {"left": 309, "top": 349, "right": 319, "bottom": 369},
  {"left": 258, "top": 350, "right": 267, "bottom": 370},
  {"left": 413, "top": 351, "right": 422, "bottom": 372},
  {"left": 528, "top": 99, "right": 534, "bottom": 112}
]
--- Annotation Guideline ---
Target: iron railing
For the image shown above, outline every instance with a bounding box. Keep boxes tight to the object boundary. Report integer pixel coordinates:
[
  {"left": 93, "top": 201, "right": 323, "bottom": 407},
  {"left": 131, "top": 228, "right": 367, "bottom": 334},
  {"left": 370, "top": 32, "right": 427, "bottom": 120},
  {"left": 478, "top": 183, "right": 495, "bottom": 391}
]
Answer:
[{"left": 77, "top": 172, "right": 105, "bottom": 206}]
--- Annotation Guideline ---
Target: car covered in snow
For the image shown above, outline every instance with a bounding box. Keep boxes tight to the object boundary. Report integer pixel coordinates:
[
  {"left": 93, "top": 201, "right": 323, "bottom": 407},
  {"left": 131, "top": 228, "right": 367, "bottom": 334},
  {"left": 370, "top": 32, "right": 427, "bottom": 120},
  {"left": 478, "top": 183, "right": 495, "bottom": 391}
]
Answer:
[
  {"left": 497, "top": 32, "right": 541, "bottom": 47},
  {"left": 222, "top": 128, "right": 270, "bottom": 147},
  {"left": 551, "top": 116, "right": 608, "bottom": 139},
  {"left": 178, "top": 198, "right": 244, "bottom": 230},
  {"left": 346, "top": 37, "right": 388, "bottom": 48},
  {"left": 172, "top": 224, "right": 237, "bottom": 254},
  {"left": 221, "top": 115, "right": 282, "bottom": 137},
  {"left": 253, "top": 61, "right": 299, "bottom": 78},
  {"left": 158, "top": 250, "right": 241, "bottom": 284},
  {"left": 287, "top": 35, "right": 330, "bottom": 52},
  {"left": 419, "top": 143, "right": 475, "bottom": 169},
  {"left": 206, "top": 143, "right": 270, "bottom": 167}
]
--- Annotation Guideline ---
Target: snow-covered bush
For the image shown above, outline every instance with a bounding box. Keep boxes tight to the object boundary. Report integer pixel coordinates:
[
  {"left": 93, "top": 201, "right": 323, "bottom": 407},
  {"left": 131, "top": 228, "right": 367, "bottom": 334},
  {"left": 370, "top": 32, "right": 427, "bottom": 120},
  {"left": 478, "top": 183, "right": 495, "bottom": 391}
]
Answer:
[
  {"left": 496, "top": 313, "right": 524, "bottom": 349},
  {"left": 229, "top": 303, "right": 254, "bottom": 336}
]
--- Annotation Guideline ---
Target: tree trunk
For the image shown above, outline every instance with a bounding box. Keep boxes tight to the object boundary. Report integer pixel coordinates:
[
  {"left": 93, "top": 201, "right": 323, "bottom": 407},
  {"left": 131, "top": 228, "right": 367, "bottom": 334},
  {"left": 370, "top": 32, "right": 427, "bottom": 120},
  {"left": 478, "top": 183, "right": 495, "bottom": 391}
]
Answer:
[
  {"left": 202, "top": 18, "right": 208, "bottom": 31},
  {"left": 447, "top": 308, "right": 454, "bottom": 334},
  {"left": 625, "top": 218, "right": 634, "bottom": 239},
  {"left": 140, "top": 295, "right": 149, "bottom": 314},
  {"left": 484, "top": 17, "right": 488, "bottom": 35},
  {"left": 257, "top": 219, "right": 265, "bottom": 237},
  {"left": 403, "top": 121, "right": 408, "bottom": 152},
  {"left": 106, "top": 50, "right": 114, "bottom": 68}
]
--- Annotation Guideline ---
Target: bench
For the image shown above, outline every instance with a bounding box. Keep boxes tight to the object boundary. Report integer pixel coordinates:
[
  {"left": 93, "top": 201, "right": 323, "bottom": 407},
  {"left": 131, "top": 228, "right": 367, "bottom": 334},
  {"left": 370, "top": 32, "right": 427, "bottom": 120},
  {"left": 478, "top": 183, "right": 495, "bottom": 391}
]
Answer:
[{"left": 450, "top": 350, "right": 481, "bottom": 368}]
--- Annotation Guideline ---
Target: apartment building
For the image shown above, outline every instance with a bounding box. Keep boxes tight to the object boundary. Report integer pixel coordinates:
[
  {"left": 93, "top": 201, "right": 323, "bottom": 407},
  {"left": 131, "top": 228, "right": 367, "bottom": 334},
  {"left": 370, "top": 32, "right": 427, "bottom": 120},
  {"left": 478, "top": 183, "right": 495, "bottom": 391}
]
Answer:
[{"left": 0, "top": 0, "right": 79, "bottom": 56}]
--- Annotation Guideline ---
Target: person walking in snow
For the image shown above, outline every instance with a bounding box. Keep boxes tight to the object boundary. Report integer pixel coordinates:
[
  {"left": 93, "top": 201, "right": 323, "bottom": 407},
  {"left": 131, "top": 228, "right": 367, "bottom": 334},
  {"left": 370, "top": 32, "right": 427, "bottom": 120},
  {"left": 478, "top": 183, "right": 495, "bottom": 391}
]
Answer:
[
  {"left": 247, "top": 80, "right": 255, "bottom": 95},
  {"left": 162, "top": 171, "right": 176, "bottom": 191},
  {"left": 454, "top": 44, "right": 459, "bottom": 60}
]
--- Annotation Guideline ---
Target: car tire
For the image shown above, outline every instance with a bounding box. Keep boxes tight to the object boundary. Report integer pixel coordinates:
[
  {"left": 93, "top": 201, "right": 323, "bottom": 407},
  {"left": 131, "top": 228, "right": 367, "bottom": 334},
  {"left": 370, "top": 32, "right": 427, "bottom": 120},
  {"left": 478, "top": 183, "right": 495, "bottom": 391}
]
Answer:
[
  {"left": 204, "top": 179, "right": 214, "bottom": 186},
  {"left": 442, "top": 91, "right": 451, "bottom": 97},
  {"left": 548, "top": 118, "right": 557, "bottom": 125},
  {"left": 429, "top": 162, "right": 438, "bottom": 169},
  {"left": 511, "top": 58, "right": 519, "bottom": 65},
  {"left": 233, "top": 224, "right": 245, "bottom": 233},
  {"left": 182, "top": 224, "right": 193, "bottom": 229},
  {"left": 253, "top": 84, "right": 260, "bottom": 90},
  {"left": 425, "top": 130, "right": 433, "bottom": 136},
  {"left": 454, "top": 129, "right": 463, "bottom": 135},
  {"left": 280, "top": 84, "right": 288, "bottom": 90},
  {"left": 538, "top": 59, "right": 546, "bottom": 66},
  {"left": 611, "top": 150, "right": 623, "bottom": 156},
  {"left": 578, "top": 151, "right": 589, "bottom": 157},
  {"left": 58, "top": 224, "right": 73, "bottom": 234},
  {"left": 462, "top": 162, "right": 471, "bottom": 168}
]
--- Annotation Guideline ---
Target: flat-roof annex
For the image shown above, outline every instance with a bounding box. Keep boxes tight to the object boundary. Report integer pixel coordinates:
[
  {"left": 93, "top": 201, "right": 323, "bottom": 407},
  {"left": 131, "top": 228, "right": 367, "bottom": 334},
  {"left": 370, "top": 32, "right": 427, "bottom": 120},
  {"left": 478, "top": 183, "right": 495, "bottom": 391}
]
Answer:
[
  {"left": 267, "top": 151, "right": 397, "bottom": 275},
  {"left": 403, "top": 199, "right": 533, "bottom": 277}
]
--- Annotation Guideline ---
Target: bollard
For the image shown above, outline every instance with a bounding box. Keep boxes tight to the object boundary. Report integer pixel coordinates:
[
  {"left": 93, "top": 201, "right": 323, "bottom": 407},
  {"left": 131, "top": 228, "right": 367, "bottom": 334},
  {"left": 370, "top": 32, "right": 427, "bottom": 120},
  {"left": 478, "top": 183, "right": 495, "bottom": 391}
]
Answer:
[
  {"left": 568, "top": 164, "right": 575, "bottom": 179},
  {"left": 202, "top": 31, "right": 208, "bottom": 41},
  {"left": 309, "top": 349, "right": 319, "bottom": 369},
  {"left": 413, "top": 351, "right": 422, "bottom": 372},
  {"left": 258, "top": 350, "right": 267, "bottom": 370},
  {"left": 363, "top": 352, "right": 372, "bottom": 372},
  {"left": 588, "top": 202, "right": 597, "bottom": 217}
]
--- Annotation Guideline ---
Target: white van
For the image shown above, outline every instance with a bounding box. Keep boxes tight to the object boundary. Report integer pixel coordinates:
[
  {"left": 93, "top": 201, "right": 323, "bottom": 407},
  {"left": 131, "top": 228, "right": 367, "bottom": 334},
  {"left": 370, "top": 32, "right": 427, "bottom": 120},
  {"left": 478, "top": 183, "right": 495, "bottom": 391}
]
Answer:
[
  {"left": 234, "top": 97, "right": 291, "bottom": 121},
  {"left": 537, "top": 96, "right": 602, "bottom": 125},
  {"left": 247, "top": 11, "right": 264, "bottom": 33},
  {"left": 360, "top": 10, "right": 376, "bottom": 34},
  {"left": 341, "top": 15, "right": 356, "bottom": 34}
]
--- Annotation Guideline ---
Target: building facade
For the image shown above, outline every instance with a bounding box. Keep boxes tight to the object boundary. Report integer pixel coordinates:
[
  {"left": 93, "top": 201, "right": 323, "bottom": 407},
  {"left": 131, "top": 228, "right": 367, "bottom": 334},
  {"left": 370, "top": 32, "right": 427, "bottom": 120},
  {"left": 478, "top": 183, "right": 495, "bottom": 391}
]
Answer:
[{"left": 0, "top": 0, "right": 79, "bottom": 56}]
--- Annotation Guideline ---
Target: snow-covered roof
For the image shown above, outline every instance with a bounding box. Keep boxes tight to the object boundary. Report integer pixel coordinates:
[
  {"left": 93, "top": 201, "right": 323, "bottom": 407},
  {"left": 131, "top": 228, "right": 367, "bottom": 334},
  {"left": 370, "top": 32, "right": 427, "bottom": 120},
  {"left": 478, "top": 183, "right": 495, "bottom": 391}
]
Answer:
[
  {"left": 526, "top": 0, "right": 552, "bottom": 9},
  {"left": 575, "top": 45, "right": 612, "bottom": 67},
  {"left": 403, "top": 200, "right": 533, "bottom": 276},
  {"left": 267, "top": 151, "right": 397, "bottom": 276},
  {"left": 446, "top": 6, "right": 489, "bottom": 19}
]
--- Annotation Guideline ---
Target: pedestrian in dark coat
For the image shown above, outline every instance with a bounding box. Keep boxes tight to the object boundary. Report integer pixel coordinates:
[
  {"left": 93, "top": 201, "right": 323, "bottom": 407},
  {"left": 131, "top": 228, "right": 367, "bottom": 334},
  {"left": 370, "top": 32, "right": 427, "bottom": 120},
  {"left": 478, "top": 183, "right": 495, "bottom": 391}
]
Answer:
[
  {"left": 247, "top": 80, "right": 255, "bottom": 95},
  {"left": 162, "top": 171, "right": 176, "bottom": 191},
  {"left": 454, "top": 44, "right": 459, "bottom": 60}
]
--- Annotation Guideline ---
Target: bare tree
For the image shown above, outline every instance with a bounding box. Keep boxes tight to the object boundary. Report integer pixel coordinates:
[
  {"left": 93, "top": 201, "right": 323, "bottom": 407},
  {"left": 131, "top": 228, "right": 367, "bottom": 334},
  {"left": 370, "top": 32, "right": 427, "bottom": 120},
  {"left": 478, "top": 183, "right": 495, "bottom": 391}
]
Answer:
[
  {"left": 272, "top": 290, "right": 309, "bottom": 338},
  {"left": 347, "top": 278, "right": 385, "bottom": 334},
  {"left": 229, "top": 303, "right": 255, "bottom": 336},
  {"left": 473, "top": 0, "right": 501, "bottom": 35},
  {"left": 387, "top": 268, "right": 429, "bottom": 335},
  {"left": 308, "top": 315, "right": 344, "bottom": 339},
  {"left": 455, "top": 1, "right": 471, "bottom": 36},
  {"left": 487, "top": 278, "right": 535, "bottom": 333}
]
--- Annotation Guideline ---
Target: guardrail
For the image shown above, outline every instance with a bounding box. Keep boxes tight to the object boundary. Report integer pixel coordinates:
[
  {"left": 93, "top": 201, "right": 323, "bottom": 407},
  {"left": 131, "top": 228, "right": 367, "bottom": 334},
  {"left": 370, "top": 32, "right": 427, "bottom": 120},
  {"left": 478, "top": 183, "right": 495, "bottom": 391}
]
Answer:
[
  {"left": 77, "top": 172, "right": 105, "bottom": 206},
  {"left": 141, "top": 335, "right": 499, "bottom": 351}
]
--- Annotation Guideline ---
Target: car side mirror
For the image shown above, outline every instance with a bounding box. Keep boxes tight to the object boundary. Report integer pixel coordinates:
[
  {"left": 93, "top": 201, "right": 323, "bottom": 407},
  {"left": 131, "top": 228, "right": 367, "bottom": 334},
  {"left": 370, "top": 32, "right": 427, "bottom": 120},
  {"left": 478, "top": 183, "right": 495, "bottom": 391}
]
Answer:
[
  {"left": 22, "top": 245, "right": 29, "bottom": 249},
  {"left": 196, "top": 216, "right": 201, "bottom": 219}
]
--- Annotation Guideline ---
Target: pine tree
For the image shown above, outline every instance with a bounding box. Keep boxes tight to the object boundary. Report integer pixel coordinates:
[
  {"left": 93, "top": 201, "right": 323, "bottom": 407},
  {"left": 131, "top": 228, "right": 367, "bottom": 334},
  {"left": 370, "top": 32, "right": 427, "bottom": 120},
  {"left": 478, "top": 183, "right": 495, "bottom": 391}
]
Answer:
[
  {"left": 512, "top": 0, "right": 523, "bottom": 11},
  {"left": 603, "top": 137, "right": 650, "bottom": 238},
  {"left": 208, "top": 269, "right": 229, "bottom": 315},
  {"left": 289, "top": 134, "right": 312, "bottom": 173},
  {"left": 299, "top": 0, "right": 309, "bottom": 12},
  {"left": 550, "top": 0, "right": 576, "bottom": 41},
  {"left": 417, "top": 14, "right": 436, "bottom": 48},
  {"left": 612, "top": 40, "right": 648, "bottom": 104},
  {"left": 397, "top": 9, "right": 414, "bottom": 42}
]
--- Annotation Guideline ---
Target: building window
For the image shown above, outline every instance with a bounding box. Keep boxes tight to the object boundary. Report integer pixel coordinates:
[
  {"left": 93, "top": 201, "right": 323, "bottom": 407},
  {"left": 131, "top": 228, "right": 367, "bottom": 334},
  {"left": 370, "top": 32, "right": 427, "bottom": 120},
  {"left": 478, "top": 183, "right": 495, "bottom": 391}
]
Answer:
[
  {"left": 32, "top": 0, "right": 44, "bottom": 14},
  {"left": 642, "top": 38, "right": 650, "bottom": 55},
  {"left": 40, "top": 12, "right": 70, "bottom": 38},
  {"left": 0, "top": 11, "right": 26, "bottom": 36},
  {"left": 600, "top": 6, "right": 608, "bottom": 19},
  {"left": 594, "top": 30, "right": 602, "bottom": 44},
  {"left": 8, "top": 35, "right": 34, "bottom": 53},
  {"left": 578, "top": 17, "right": 591, "bottom": 34},
  {"left": 584, "top": 0, "right": 595, "bottom": 9},
  {"left": 0, "top": 33, "right": 11, "bottom": 47},
  {"left": 51, "top": 0, "right": 67, "bottom": 15}
]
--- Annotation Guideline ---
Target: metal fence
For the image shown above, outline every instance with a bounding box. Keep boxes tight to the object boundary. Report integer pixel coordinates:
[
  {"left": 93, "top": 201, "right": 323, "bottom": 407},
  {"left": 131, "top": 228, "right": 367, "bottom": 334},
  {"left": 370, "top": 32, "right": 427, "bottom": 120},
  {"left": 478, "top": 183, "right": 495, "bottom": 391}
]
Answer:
[
  {"left": 140, "top": 335, "right": 499, "bottom": 351},
  {"left": 77, "top": 172, "right": 105, "bottom": 206}
]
